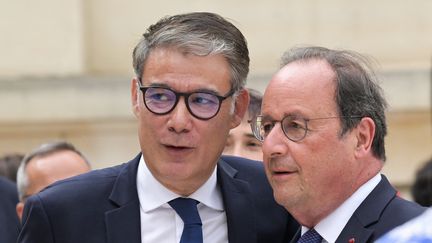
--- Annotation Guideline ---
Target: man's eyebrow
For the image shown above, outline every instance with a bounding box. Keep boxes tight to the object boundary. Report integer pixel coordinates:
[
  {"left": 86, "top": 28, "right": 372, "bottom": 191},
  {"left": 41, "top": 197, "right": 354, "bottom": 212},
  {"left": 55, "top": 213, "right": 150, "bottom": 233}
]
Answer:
[
  {"left": 245, "top": 133, "right": 256, "bottom": 138},
  {"left": 260, "top": 111, "right": 305, "bottom": 121},
  {"left": 144, "top": 82, "right": 220, "bottom": 95},
  {"left": 193, "top": 88, "right": 221, "bottom": 95},
  {"left": 282, "top": 110, "right": 305, "bottom": 118},
  {"left": 145, "top": 82, "right": 170, "bottom": 88},
  {"left": 260, "top": 114, "right": 274, "bottom": 121}
]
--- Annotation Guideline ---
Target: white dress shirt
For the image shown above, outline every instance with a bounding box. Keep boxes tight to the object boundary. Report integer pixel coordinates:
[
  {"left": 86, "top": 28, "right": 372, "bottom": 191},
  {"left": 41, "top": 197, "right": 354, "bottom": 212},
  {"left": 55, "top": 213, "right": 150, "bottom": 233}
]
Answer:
[
  {"left": 301, "top": 173, "right": 382, "bottom": 243},
  {"left": 136, "top": 155, "right": 228, "bottom": 243}
]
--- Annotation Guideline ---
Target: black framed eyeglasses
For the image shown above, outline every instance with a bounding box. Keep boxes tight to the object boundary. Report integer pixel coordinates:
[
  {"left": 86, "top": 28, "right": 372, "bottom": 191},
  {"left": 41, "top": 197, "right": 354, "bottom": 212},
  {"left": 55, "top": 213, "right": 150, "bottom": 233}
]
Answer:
[
  {"left": 249, "top": 115, "right": 362, "bottom": 142},
  {"left": 137, "top": 81, "right": 235, "bottom": 120}
]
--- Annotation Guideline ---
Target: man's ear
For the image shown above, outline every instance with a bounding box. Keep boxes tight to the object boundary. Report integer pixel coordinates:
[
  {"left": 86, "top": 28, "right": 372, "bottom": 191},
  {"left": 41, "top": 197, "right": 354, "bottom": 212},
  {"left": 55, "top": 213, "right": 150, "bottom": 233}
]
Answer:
[
  {"left": 354, "top": 117, "right": 375, "bottom": 158},
  {"left": 131, "top": 78, "right": 140, "bottom": 117},
  {"left": 230, "top": 88, "right": 250, "bottom": 129},
  {"left": 16, "top": 202, "right": 24, "bottom": 221}
]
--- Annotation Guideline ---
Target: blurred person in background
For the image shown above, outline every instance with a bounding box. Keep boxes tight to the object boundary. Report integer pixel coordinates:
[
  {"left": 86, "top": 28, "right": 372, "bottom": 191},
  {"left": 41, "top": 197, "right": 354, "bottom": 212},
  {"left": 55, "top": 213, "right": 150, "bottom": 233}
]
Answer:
[
  {"left": 0, "top": 176, "right": 20, "bottom": 243},
  {"left": 411, "top": 157, "right": 432, "bottom": 207},
  {"left": 376, "top": 207, "right": 432, "bottom": 243},
  {"left": 18, "top": 12, "right": 298, "bottom": 243},
  {"left": 16, "top": 141, "right": 91, "bottom": 221},
  {"left": 223, "top": 88, "right": 263, "bottom": 161},
  {"left": 250, "top": 46, "right": 426, "bottom": 243},
  {"left": 0, "top": 153, "right": 24, "bottom": 183}
]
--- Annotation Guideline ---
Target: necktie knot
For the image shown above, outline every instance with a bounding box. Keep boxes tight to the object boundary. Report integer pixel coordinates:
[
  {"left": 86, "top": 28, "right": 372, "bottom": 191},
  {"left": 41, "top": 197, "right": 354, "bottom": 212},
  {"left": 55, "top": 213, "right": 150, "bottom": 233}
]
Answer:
[
  {"left": 169, "top": 198, "right": 203, "bottom": 243},
  {"left": 297, "top": 228, "right": 322, "bottom": 243}
]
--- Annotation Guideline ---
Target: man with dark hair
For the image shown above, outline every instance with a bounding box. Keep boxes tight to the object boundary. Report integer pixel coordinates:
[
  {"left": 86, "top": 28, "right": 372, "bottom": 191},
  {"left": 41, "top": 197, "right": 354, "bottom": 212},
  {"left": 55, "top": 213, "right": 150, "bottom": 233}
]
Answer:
[
  {"left": 411, "top": 157, "right": 432, "bottom": 207},
  {"left": 18, "top": 12, "right": 297, "bottom": 243},
  {"left": 16, "top": 141, "right": 91, "bottom": 221},
  {"left": 224, "top": 88, "right": 263, "bottom": 161},
  {"left": 0, "top": 176, "right": 20, "bottom": 243},
  {"left": 0, "top": 153, "right": 24, "bottom": 182},
  {"left": 250, "top": 46, "right": 425, "bottom": 242}
]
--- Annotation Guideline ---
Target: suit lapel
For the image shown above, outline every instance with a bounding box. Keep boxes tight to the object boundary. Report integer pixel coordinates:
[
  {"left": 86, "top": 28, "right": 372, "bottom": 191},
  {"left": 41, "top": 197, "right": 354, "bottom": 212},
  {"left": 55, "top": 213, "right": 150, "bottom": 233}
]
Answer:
[
  {"left": 336, "top": 176, "right": 396, "bottom": 243},
  {"left": 289, "top": 228, "right": 301, "bottom": 243},
  {"left": 105, "top": 154, "right": 142, "bottom": 243},
  {"left": 217, "top": 158, "right": 256, "bottom": 243},
  {"left": 336, "top": 216, "right": 374, "bottom": 243}
]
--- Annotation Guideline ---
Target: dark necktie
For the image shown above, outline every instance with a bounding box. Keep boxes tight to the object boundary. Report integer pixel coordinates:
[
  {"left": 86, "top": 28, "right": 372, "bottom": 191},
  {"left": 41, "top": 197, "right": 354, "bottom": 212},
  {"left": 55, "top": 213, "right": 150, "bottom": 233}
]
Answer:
[
  {"left": 169, "top": 198, "right": 203, "bottom": 243},
  {"left": 297, "top": 228, "right": 323, "bottom": 243}
]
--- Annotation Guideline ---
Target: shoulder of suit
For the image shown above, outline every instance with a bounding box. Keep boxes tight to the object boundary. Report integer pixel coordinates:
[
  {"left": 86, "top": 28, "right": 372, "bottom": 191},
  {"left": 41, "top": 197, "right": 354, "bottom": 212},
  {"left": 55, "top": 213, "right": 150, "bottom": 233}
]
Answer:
[
  {"left": 220, "top": 155, "right": 263, "bottom": 169},
  {"left": 0, "top": 176, "right": 16, "bottom": 192},
  {"left": 0, "top": 177, "right": 18, "bottom": 203},
  {"left": 218, "top": 155, "right": 267, "bottom": 182}
]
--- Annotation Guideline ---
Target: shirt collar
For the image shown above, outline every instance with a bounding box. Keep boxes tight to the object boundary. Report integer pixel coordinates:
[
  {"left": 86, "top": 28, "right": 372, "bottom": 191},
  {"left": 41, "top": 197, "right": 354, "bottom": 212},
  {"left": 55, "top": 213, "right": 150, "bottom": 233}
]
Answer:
[
  {"left": 188, "top": 163, "right": 224, "bottom": 211},
  {"left": 301, "top": 173, "right": 382, "bottom": 243},
  {"left": 136, "top": 155, "right": 224, "bottom": 213}
]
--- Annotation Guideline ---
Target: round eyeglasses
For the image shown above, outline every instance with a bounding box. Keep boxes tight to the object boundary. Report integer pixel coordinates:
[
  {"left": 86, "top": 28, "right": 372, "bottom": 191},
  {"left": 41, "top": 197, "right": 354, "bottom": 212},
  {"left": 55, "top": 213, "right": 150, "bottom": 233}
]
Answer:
[
  {"left": 138, "top": 82, "right": 235, "bottom": 120},
  {"left": 249, "top": 115, "right": 362, "bottom": 142}
]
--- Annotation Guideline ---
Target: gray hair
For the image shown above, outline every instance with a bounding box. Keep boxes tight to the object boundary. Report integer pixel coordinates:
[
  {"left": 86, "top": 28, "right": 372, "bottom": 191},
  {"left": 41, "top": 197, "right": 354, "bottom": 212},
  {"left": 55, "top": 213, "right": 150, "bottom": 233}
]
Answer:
[
  {"left": 280, "top": 46, "right": 388, "bottom": 161},
  {"left": 132, "top": 12, "right": 249, "bottom": 93},
  {"left": 16, "top": 141, "right": 90, "bottom": 201}
]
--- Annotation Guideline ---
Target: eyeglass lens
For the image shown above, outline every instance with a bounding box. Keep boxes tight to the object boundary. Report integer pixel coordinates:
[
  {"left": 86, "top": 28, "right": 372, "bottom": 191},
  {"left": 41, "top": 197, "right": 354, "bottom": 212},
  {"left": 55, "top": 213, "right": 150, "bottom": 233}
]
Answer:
[
  {"left": 144, "top": 87, "right": 222, "bottom": 119},
  {"left": 251, "top": 116, "right": 307, "bottom": 142},
  {"left": 281, "top": 116, "right": 307, "bottom": 141}
]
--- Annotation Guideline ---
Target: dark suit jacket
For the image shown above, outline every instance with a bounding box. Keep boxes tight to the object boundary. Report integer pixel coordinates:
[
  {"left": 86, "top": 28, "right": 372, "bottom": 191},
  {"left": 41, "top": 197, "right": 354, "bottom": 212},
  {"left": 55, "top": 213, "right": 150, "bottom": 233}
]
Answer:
[
  {"left": 0, "top": 176, "right": 20, "bottom": 243},
  {"left": 290, "top": 175, "right": 426, "bottom": 243},
  {"left": 19, "top": 154, "right": 298, "bottom": 243}
]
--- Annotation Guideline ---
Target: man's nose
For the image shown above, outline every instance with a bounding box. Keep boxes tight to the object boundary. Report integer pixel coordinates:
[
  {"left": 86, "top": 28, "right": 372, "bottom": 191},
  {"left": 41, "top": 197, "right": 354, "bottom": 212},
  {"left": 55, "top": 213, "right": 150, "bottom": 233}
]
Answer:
[
  {"left": 262, "top": 123, "right": 289, "bottom": 159},
  {"left": 167, "top": 97, "right": 193, "bottom": 133}
]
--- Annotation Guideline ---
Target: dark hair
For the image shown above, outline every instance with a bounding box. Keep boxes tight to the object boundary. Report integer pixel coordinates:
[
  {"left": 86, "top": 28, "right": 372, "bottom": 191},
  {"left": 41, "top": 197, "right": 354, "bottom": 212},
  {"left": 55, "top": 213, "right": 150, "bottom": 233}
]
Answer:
[
  {"left": 281, "top": 46, "right": 388, "bottom": 161},
  {"left": 132, "top": 12, "right": 249, "bottom": 92},
  {"left": 0, "top": 153, "right": 24, "bottom": 182},
  {"left": 246, "top": 88, "right": 262, "bottom": 119},
  {"left": 16, "top": 141, "right": 90, "bottom": 201},
  {"left": 411, "top": 157, "right": 432, "bottom": 206}
]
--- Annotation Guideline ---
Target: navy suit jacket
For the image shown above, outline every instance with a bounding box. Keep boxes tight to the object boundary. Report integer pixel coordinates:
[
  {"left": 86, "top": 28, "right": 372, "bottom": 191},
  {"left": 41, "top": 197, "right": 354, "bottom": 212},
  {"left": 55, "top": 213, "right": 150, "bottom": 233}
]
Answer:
[
  {"left": 290, "top": 176, "right": 425, "bottom": 243},
  {"left": 19, "top": 154, "right": 298, "bottom": 243},
  {"left": 0, "top": 176, "right": 20, "bottom": 243}
]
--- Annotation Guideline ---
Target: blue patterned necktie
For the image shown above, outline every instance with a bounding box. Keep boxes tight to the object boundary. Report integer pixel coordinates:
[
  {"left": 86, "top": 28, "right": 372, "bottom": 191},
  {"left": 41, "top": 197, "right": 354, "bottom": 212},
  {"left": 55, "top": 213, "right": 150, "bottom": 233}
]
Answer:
[
  {"left": 169, "top": 198, "right": 203, "bottom": 243},
  {"left": 297, "top": 228, "right": 323, "bottom": 243}
]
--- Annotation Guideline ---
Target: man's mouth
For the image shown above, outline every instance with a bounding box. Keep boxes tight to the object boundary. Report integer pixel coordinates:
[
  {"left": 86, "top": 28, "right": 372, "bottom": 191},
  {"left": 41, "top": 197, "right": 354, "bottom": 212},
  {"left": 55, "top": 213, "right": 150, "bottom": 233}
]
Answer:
[
  {"left": 273, "top": 171, "right": 291, "bottom": 174},
  {"left": 271, "top": 168, "right": 297, "bottom": 179},
  {"left": 165, "top": 145, "right": 190, "bottom": 150},
  {"left": 163, "top": 144, "right": 195, "bottom": 153},
  {"left": 273, "top": 170, "right": 293, "bottom": 175}
]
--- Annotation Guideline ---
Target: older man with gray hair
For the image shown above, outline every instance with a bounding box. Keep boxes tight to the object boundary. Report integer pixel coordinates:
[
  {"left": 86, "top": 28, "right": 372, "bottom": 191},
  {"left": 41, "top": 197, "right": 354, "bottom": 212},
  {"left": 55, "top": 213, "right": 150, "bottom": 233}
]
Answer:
[
  {"left": 16, "top": 141, "right": 91, "bottom": 221},
  {"left": 250, "top": 46, "right": 425, "bottom": 243}
]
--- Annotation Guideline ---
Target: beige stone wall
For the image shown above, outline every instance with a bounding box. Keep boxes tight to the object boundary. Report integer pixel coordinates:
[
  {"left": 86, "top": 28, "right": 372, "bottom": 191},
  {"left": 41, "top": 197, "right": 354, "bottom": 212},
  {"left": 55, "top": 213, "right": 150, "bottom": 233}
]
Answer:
[
  {"left": 0, "top": 0, "right": 431, "bottom": 197},
  {"left": 383, "top": 111, "right": 431, "bottom": 199},
  {"left": 0, "top": 0, "right": 84, "bottom": 77},
  {"left": 83, "top": 0, "right": 432, "bottom": 77}
]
